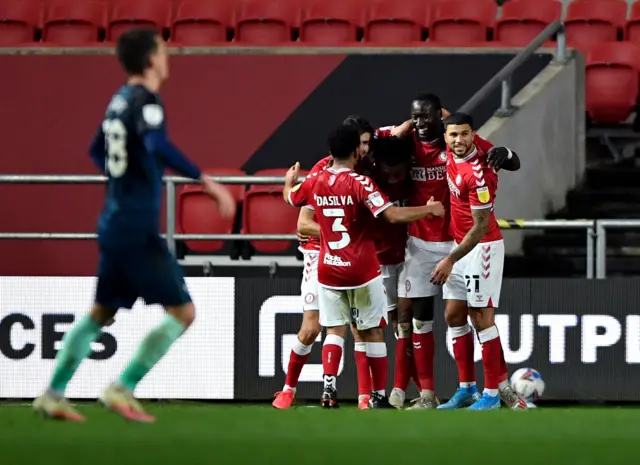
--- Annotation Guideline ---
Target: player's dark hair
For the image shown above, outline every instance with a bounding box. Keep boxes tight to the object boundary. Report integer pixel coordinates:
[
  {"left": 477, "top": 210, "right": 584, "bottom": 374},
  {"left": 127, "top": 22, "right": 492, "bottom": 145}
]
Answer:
[
  {"left": 342, "top": 115, "right": 374, "bottom": 135},
  {"left": 444, "top": 112, "right": 475, "bottom": 130},
  {"left": 116, "top": 27, "right": 160, "bottom": 76},
  {"left": 413, "top": 93, "right": 442, "bottom": 110},
  {"left": 328, "top": 125, "right": 361, "bottom": 160},
  {"left": 372, "top": 136, "right": 414, "bottom": 167}
]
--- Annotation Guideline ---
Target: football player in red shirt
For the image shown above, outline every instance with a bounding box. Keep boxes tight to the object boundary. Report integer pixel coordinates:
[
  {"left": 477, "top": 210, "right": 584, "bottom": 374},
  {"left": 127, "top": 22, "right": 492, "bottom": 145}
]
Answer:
[
  {"left": 431, "top": 113, "right": 527, "bottom": 410},
  {"left": 272, "top": 116, "right": 377, "bottom": 410},
  {"left": 379, "top": 94, "right": 520, "bottom": 409},
  {"left": 284, "top": 124, "right": 445, "bottom": 408}
]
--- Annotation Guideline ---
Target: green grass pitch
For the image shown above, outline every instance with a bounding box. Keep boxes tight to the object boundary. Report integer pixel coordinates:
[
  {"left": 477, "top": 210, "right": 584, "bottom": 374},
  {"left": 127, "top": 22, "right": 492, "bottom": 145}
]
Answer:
[{"left": 0, "top": 403, "right": 636, "bottom": 465}]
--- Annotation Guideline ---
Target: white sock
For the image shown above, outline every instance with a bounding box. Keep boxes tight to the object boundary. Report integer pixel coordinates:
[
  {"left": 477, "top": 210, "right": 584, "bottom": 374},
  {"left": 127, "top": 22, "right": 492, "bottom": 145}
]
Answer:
[
  {"left": 460, "top": 382, "right": 477, "bottom": 388},
  {"left": 484, "top": 388, "right": 499, "bottom": 397},
  {"left": 283, "top": 385, "right": 296, "bottom": 393}
]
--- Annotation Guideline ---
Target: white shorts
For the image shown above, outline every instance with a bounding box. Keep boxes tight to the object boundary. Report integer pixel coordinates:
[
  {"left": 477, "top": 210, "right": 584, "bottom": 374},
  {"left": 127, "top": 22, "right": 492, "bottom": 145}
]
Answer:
[
  {"left": 442, "top": 239, "right": 504, "bottom": 308},
  {"left": 301, "top": 252, "right": 319, "bottom": 311},
  {"left": 399, "top": 237, "right": 454, "bottom": 298},
  {"left": 318, "top": 276, "right": 389, "bottom": 330},
  {"left": 381, "top": 263, "right": 403, "bottom": 311}
]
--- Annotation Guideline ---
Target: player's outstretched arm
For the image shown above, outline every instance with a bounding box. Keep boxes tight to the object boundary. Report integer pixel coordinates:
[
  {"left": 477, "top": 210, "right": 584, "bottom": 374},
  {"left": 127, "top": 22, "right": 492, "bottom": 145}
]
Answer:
[
  {"left": 487, "top": 147, "right": 521, "bottom": 171},
  {"left": 381, "top": 196, "right": 445, "bottom": 224},
  {"left": 283, "top": 162, "right": 301, "bottom": 204},
  {"left": 88, "top": 125, "right": 107, "bottom": 173},
  {"left": 143, "top": 130, "right": 202, "bottom": 180},
  {"left": 431, "top": 207, "right": 491, "bottom": 285},
  {"left": 297, "top": 207, "right": 320, "bottom": 239}
]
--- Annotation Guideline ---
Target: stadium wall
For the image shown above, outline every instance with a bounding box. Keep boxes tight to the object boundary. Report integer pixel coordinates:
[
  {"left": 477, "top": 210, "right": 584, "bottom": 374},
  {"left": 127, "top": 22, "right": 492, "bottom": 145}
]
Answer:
[
  {"left": 479, "top": 52, "right": 586, "bottom": 254},
  {"left": 1, "top": 276, "right": 638, "bottom": 402}
]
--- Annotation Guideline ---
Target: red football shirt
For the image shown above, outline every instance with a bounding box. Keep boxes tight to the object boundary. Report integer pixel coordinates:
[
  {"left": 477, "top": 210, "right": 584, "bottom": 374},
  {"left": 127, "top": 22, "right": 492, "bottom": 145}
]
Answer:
[
  {"left": 446, "top": 146, "right": 502, "bottom": 244},
  {"left": 288, "top": 167, "right": 393, "bottom": 288},
  {"left": 377, "top": 127, "right": 450, "bottom": 243},
  {"left": 299, "top": 155, "right": 373, "bottom": 253},
  {"left": 369, "top": 175, "right": 410, "bottom": 266}
]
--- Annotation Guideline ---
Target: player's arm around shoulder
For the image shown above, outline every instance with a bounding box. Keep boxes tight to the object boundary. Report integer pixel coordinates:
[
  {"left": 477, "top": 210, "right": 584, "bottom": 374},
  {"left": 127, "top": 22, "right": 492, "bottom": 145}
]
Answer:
[
  {"left": 297, "top": 206, "right": 320, "bottom": 239},
  {"left": 476, "top": 135, "right": 521, "bottom": 172},
  {"left": 381, "top": 196, "right": 445, "bottom": 224}
]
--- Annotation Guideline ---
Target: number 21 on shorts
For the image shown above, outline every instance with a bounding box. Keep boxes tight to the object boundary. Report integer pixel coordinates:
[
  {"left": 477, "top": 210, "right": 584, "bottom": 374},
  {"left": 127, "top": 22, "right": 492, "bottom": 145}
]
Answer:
[{"left": 465, "top": 274, "right": 480, "bottom": 293}]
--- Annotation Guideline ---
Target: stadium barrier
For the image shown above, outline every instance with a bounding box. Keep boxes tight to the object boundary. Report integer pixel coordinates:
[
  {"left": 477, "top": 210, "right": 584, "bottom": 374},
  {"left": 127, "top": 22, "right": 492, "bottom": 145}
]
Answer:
[
  {"left": 0, "top": 174, "right": 598, "bottom": 277},
  {"left": 1, "top": 276, "right": 638, "bottom": 402}
]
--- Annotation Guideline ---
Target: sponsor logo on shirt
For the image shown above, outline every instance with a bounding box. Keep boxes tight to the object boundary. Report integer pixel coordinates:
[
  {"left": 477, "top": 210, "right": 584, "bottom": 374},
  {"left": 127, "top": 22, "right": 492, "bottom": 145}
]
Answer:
[{"left": 323, "top": 254, "right": 351, "bottom": 267}]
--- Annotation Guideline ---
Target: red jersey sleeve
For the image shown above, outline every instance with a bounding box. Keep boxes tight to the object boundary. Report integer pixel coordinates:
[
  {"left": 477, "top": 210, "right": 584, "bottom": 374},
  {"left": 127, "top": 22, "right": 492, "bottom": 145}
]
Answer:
[
  {"left": 375, "top": 127, "right": 393, "bottom": 138},
  {"left": 310, "top": 155, "right": 332, "bottom": 174},
  {"left": 287, "top": 173, "right": 316, "bottom": 209},
  {"left": 474, "top": 134, "right": 494, "bottom": 154},
  {"left": 350, "top": 173, "right": 393, "bottom": 217},
  {"left": 466, "top": 162, "right": 498, "bottom": 211}
]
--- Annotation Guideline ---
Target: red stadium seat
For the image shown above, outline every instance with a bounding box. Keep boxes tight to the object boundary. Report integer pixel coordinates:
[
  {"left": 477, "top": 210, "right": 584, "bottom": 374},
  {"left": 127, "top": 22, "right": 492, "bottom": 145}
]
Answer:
[
  {"left": 625, "top": 1, "right": 640, "bottom": 44},
  {"left": 495, "top": 0, "right": 562, "bottom": 46},
  {"left": 171, "top": 0, "right": 231, "bottom": 45},
  {"left": 243, "top": 168, "right": 309, "bottom": 253},
  {"left": 586, "top": 42, "right": 640, "bottom": 124},
  {"left": 364, "top": 0, "right": 430, "bottom": 44},
  {"left": 429, "top": 0, "right": 496, "bottom": 45},
  {"left": 564, "top": 0, "right": 626, "bottom": 52},
  {"left": 43, "top": 1, "right": 107, "bottom": 45},
  {"left": 0, "top": 0, "right": 41, "bottom": 45},
  {"left": 300, "top": 0, "right": 364, "bottom": 45},
  {"left": 177, "top": 168, "right": 246, "bottom": 253},
  {"left": 108, "top": 0, "right": 171, "bottom": 42},
  {"left": 235, "top": 0, "right": 299, "bottom": 44}
]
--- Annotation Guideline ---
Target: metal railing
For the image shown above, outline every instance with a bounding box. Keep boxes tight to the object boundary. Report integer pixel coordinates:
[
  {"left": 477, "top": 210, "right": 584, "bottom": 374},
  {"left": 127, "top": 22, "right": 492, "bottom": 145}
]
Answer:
[
  {"left": 0, "top": 174, "right": 608, "bottom": 279},
  {"left": 459, "top": 20, "right": 567, "bottom": 117},
  {"left": 595, "top": 220, "right": 640, "bottom": 279}
]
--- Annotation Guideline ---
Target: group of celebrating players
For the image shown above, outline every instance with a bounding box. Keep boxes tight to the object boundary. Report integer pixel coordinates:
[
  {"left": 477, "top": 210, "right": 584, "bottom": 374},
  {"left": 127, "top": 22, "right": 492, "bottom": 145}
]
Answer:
[
  {"left": 31, "top": 26, "right": 525, "bottom": 423},
  {"left": 275, "top": 94, "right": 527, "bottom": 411}
]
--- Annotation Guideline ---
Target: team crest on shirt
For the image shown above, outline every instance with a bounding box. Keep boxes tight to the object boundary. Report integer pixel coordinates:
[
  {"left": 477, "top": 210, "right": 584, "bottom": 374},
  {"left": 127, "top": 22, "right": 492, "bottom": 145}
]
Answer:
[
  {"left": 455, "top": 174, "right": 462, "bottom": 185},
  {"left": 439, "top": 152, "right": 447, "bottom": 161},
  {"left": 476, "top": 186, "right": 490, "bottom": 203},
  {"left": 368, "top": 191, "right": 385, "bottom": 207}
]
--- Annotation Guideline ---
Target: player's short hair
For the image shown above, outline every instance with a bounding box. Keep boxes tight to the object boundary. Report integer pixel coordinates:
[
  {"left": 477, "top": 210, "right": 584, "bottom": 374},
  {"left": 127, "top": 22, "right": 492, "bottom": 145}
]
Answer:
[
  {"left": 372, "top": 136, "right": 414, "bottom": 167},
  {"left": 328, "top": 125, "right": 362, "bottom": 160},
  {"left": 342, "top": 115, "right": 374, "bottom": 135},
  {"left": 413, "top": 93, "right": 442, "bottom": 110},
  {"left": 444, "top": 112, "right": 475, "bottom": 130},
  {"left": 116, "top": 27, "right": 160, "bottom": 76}
]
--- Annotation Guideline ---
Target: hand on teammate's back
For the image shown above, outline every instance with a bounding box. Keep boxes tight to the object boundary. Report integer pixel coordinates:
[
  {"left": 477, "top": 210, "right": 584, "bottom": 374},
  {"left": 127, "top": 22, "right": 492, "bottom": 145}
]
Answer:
[
  {"left": 201, "top": 176, "right": 236, "bottom": 219},
  {"left": 426, "top": 196, "right": 445, "bottom": 217}
]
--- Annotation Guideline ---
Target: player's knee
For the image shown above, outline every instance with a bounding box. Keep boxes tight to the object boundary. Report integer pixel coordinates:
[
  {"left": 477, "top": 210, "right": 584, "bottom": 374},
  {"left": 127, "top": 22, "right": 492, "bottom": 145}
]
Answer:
[
  {"left": 350, "top": 324, "right": 362, "bottom": 342},
  {"left": 444, "top": 300, "right": 468, "bottom": 327},
  {"left": 327, "top": 325, "right": 348, "bottom": 339},
  {"left": 298, "top": 322, "right": 320, "bottom": 345},
  {"left": 90, "top": 304, "right": 118, "bottom": 326},
  {"left": 396, "top": 298, "right": 412, "bottom": 324},
  {"left": 167, "top": 302, "right": 196, "bottom": 328},
  {"left": 412, "top": 297, "right": 434, "bottom": 322},
  {"left": 360, "top": 327, "right": 385, "bottom": 343},
  {"left": 468, "top": 307, "right": 495, "bottom": 332}
]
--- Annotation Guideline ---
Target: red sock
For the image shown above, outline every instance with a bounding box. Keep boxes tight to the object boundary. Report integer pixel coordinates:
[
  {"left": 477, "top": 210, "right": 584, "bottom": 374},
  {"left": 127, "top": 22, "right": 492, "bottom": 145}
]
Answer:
[
  {"left": 478, "top": 326, "right": 502, "bottom": 390},
  {"left": 412, "top": 321, "right": 434, "bottom": 391},
  {"left": 366, "top": 342, "right": 388, "bottom": 392},
  {"left": 411, "top": 363, "right": 421, "bottom": 390},
  {"left": 284, "top": 339, "right": 313, "bottom": 389},
  {"left": 451, "top": 325, "right": 475, "bottom": 384},
  {"left": 393, "top": 337, "right": 412, "bottom": 391},
  {"left": 499, "top": 345, "right": 508, "bottom": 383},
  {"left": 322, "top": 335, "right": 343, "bottom": 378},
  {"left": 354, "top": 342, "right": 371, "bottom": 397}
]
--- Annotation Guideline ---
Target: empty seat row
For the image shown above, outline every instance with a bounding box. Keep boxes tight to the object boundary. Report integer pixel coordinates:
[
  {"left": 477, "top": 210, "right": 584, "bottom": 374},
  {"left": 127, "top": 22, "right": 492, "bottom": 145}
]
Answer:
[
  {"left": 3, "top": 0, "right": 640, "bottom": 47},
  {"left": 178, "top": 168, "right": 308, "bottom": 254}
]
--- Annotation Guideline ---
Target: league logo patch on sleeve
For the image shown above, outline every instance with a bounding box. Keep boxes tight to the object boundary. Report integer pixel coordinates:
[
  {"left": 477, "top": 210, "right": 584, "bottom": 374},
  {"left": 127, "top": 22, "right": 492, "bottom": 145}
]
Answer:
[
  {"left": 368, "top": 191, "right": 385, "bottom": 207},
  {"left": 142, "top": 104, "right": 164, "bottom": 127},
  {"left": 476, "top": 186, "right": 490, "bottom": 204}
]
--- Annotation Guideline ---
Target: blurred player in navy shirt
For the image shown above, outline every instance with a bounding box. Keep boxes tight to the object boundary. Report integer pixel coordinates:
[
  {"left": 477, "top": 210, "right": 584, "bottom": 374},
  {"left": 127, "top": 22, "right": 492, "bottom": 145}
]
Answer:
[{"left": 34, "top": 28, "right": 235, "bottom": 423}]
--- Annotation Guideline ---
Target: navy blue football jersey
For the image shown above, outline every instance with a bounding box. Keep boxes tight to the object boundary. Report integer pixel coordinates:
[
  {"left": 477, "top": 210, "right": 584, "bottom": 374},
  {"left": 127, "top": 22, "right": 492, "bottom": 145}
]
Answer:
[{"left": 93, "top": 84, "right": 169, "bottom": 246}]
